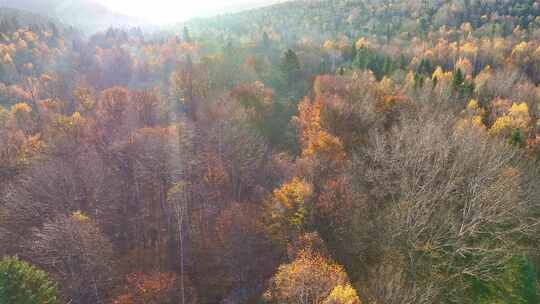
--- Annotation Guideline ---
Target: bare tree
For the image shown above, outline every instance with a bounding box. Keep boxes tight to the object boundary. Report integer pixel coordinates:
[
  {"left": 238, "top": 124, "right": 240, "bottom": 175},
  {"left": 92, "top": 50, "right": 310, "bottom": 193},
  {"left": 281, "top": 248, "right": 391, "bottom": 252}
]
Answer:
[
  {"left": 343, "top": 106, "right": 540, "bottom": 303},
  {"left": 25, "top": 213, "right": 116, "bottom": 304}
]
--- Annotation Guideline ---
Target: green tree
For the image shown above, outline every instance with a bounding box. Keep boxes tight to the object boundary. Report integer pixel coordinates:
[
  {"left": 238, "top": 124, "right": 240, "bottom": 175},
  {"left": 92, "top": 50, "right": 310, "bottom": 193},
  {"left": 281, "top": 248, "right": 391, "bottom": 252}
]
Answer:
[
  {"left": 280, "top": 49, "right": 300, "bottom": 83},
  {"left": 452, "top": 68, "right": 474, "bottom": 97},
  {"left": 0, "top": 256, "right": 61, "bottom": 304},
  {"left": 280, "top": 49, "right": 302, "bottom": 98}
]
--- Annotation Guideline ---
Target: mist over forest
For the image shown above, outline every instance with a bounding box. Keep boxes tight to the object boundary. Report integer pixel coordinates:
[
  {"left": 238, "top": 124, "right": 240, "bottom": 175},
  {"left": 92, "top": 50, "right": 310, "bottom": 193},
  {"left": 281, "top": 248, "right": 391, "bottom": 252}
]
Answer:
[{"left": 2, "top": 1, "right": 540, "bottom": 303}]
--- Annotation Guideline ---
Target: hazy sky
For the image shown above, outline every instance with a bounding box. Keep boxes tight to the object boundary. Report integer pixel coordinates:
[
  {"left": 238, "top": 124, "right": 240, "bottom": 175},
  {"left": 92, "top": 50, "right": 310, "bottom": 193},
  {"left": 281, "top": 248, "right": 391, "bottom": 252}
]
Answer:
[{"left": 93, "top": 0, "right": 263, "bottom": 24}]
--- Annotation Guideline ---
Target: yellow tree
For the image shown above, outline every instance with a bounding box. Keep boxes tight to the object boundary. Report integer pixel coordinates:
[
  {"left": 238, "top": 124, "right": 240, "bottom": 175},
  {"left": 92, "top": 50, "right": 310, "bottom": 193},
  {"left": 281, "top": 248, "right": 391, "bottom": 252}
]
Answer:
[
  {"left": 266, "top": 177, "right": 313, "bottom": 243},
  {"left": 293, "top": 97, "right": 344, "bottom": 162},
  {"left": 323, "top": 284, "right": 362, "bottom": 304},
  {"left": 265, "top": 250, "right": 350, "bottom": 304}
]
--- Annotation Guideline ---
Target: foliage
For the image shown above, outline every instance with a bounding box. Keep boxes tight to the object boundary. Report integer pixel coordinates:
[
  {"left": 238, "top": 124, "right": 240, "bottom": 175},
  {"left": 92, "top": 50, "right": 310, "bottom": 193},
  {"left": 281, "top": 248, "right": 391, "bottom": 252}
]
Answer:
[
  {"left": 0, "top": 256, "right": 61, "bottom": 304},
  {"left": 265, "top": 250, "right": 349, "bottom": 304}
]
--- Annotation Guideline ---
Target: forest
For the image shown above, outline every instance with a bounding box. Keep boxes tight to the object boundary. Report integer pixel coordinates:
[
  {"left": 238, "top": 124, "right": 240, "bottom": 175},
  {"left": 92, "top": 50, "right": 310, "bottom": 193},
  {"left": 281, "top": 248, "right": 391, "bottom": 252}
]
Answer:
[{"left": 2, "top": 0, "right": 540, "bottom": 303}]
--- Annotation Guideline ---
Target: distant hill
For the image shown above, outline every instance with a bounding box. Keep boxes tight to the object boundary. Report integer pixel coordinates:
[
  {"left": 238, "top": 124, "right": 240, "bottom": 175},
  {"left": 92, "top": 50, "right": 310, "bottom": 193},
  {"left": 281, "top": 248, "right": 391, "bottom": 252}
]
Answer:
[
  {"left": 0, "top": 7, "right": 65, "bottom": 30},
  {"left": 183, "top": 0, "right": 539, "bottom": 45},
  {"left": 0, "top": 0, "right": 146, "bottom": 34},
  {"left": 193, "top": 0, "right": 289, "bottom": 18}
]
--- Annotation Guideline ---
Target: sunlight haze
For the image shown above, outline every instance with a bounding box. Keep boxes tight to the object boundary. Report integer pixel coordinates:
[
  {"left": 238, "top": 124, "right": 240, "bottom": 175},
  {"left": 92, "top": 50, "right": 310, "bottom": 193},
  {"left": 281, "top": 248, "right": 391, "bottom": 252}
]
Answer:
[{"left": 93, "top": 0, "right": 270, "bottom": 24}]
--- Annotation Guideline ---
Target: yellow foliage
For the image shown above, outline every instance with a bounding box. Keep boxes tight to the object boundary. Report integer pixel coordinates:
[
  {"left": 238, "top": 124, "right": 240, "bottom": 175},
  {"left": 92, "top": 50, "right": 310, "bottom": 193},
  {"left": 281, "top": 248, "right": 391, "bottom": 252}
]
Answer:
[
  {"left": 323, "top": 40, "right": 336, "bottom": 50},
  {"left": 456, "top": 115, "right": 485, "bottom": 132},
  {"left": 305, "top": 131, "right": 345, "bottom": 160},
  {"left": 294, "top": 97, "right": 345, "bottom": 161},
  {"left": 457, "top": 99, "right": 486, "bottom": 132},
  {"left": 272, "top": 178, "right": 312, "bottom": 213},
  {"left": 267, "top": 178, "right": 313, "bottom": 235},
  {"left": 11, "top": 103, "right": 32, "bottom": 115},
  {"left": 490, "top": 115, "right": 514, "bottom": 135},
  {"left": 378, "top": 77, "right": 393, "bottom": 92},
  {"left": 18, "top": 135, "right": 45, "bottom": 163},
  {"left": 323, "top": 284, "right": 362, "bottom": 304},
  {"left": 49, "top": 112, "right": 86, "bottom": 139},
  {"left": 461, "top": 42, "right": 478, "bottom": 56},
  {"left": 355, "top": 37, "right": 370, "bottom": 49},
  {"left": 467, "top": 99, "right": 479, "bottom": 111},
  {"left": 512, "top": 41, "right": 529, "bottom": 58},
  {"left": 489, "top": 102, "right": 530, "bottom": 136},
  {"left": 267, "top": 250, "right": 349, "bottom": 304},
  {"left": 72, "top": 211, "right": 90, "bottom": 222},
  {"left": 432, "top": 66, "right": 444, "bottom": 80},
  {"left": 432, "top": 66, "right": 454, "bottom": 85}
]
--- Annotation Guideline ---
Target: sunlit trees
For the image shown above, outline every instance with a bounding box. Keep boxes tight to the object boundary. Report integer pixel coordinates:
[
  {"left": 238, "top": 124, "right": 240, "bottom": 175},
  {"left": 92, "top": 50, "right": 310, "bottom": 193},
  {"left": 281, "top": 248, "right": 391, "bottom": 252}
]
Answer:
[
  {"left": 489, "top": 102, "right": 531, "bottom": 145},
  {"left": 265, "top": 249, "right": 349, "bottom": 304},
  {"left": 3, "top": 2, "right": 540, "bottom": 304},
  {"left": 265, "top": 177, "right": 313, "bottom": 243},
  {"left": 293, "top": 97, "right": 344, "bottom": 163},
  {"left": 323, "top": 284, "right": 361, "bottom": 304}
]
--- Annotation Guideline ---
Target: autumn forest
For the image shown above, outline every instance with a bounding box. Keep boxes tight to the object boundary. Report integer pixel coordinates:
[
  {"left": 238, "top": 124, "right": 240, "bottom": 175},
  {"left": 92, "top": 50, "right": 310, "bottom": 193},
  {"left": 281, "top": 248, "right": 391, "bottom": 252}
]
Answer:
[{"left": 2, "top": 0, "right": 540, "bottom": 303}]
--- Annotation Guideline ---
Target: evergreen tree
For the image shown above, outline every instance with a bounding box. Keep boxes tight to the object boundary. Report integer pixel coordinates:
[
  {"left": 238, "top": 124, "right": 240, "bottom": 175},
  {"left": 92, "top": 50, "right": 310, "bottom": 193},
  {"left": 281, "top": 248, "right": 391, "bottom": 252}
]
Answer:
[
  {"left": 452, "top": 68, "right": 465, "bottom": 91},
  {"left": 280, "top": 49, "right": 301, "bottom": 83}
]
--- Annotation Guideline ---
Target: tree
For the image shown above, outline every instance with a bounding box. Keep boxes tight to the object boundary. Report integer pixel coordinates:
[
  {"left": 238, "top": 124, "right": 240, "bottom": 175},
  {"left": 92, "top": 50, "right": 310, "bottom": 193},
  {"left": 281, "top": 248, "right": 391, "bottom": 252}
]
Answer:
[
  {"left": 265, "top": 177, "right": 313, "bottom": 243},
  {"left": 0, "top": 256, "right": 61, "bottom": 304},
  {"left": 265, "top": 249, "right": 349, "bottom": 304},
  {"left": 280, "top": 49, "right": 301, "bottom": 95},
  {"left": 323, "top": 284, "right": 361, "bottom": 304},
  {"left": 26, "top": 212, "right": 116, "bottom": 304},
  {"left": 170, "top": 59, "right": 209, "bottom": 121},
  {"left": 339, "top": 107, "right": 540, "bottom": 303},
  {"left": 452, "top": 68, "right": 474, "bottom": 97},
  {"left": 111, "top": 272, "right": 193, "bottom": 304}
]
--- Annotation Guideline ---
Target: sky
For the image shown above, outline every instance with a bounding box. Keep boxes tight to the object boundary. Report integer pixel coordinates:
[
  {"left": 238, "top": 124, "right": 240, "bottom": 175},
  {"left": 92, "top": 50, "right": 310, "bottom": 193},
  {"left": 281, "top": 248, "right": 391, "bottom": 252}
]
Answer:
[{"left": 93, "top": 0, "right": 269, "bottom": 24}]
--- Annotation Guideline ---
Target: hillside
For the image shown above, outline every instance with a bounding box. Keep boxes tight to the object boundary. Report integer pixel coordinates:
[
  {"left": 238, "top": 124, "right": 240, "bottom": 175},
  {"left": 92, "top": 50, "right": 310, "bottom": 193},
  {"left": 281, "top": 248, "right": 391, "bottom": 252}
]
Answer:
[
  {"left": 1, "top": 1, "right": 540, "bottom": 304},
  {"left": 0, "top": 0, "right": 145, "bottom": 34},
  {"left": 185, "top": 0, "right": 539, "bottom": 44}
]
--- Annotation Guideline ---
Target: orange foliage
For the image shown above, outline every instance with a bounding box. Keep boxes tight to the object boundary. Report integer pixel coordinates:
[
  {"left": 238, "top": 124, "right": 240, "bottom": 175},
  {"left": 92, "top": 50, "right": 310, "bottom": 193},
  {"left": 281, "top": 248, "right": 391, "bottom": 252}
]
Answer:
[
  {"left": 294, "top": 97, "right": 345, "bottom": 161},
  {"left": 265, "top": 250, "right": 349, "bottom": 304},
  {"left": 112, "top": 272, "right": 177, "bottom": 304}
]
